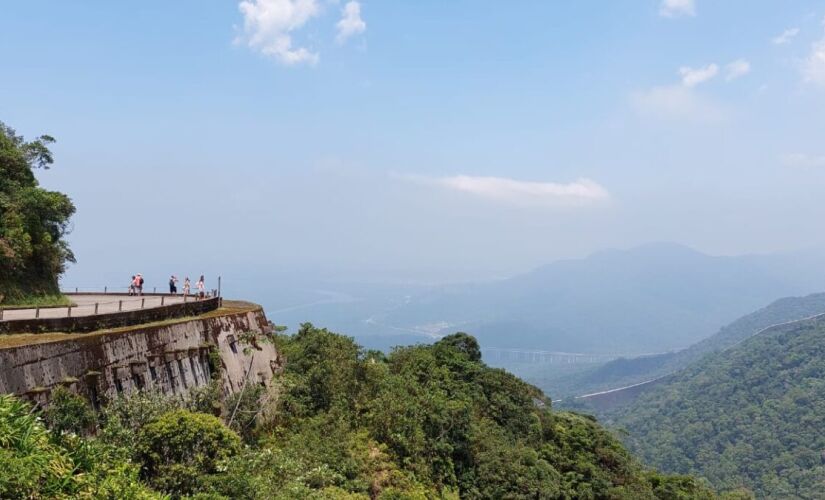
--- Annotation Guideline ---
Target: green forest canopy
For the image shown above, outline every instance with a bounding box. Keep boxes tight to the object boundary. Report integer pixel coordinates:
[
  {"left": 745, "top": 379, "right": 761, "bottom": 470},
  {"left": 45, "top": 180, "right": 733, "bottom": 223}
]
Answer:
[
  {"left": 611, "top": 315, "right": 825, "bottom": 499},
  {"left": 0, "top": 121, "right": 75, "bottom": 303},
  {"left": 0, "top": 328, "right": 749, "bottom": 499}
]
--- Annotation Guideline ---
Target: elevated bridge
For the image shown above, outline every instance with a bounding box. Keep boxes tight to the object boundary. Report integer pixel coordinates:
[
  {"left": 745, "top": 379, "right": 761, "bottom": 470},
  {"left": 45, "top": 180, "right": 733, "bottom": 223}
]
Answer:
[{"left": 481, "top": 348, "right": 620, "bottom": 364}]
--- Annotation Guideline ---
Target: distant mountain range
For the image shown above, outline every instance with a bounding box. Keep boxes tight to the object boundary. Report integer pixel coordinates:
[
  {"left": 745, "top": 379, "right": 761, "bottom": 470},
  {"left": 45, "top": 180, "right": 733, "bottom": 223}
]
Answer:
[
  {"left": 605, "top": 307, "right": 825, "bottom": 498},
  {"left": 373, "top": 242, "right": 825, "bottom": 354},
  {"left": 545, "top": 292, "right": 825, "bottom": 397}
]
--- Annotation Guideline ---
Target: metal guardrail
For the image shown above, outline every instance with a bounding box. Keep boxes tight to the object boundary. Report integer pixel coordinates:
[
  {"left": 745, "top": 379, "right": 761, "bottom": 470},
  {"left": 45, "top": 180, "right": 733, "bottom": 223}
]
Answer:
[
  {"left": 58, "top": 276, "right": 222, "bottom": 298},
  {"left": 0, "top": 295, "right": 222, "bottom": 335},
  {"left": 0, "top": 288, "right": 219, "bottom": 322}
]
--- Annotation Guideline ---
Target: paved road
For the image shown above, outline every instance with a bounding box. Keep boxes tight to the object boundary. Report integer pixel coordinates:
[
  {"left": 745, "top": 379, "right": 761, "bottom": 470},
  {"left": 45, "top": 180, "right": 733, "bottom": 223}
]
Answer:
[{"left": 1, "top": 295, "right": 191, "bottom": 321}]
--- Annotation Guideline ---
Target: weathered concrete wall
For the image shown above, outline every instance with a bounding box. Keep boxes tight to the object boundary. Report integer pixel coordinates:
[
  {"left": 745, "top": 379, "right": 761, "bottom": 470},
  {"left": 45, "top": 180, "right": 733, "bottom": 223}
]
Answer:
[
  {"left": 0, "top": 296, "right": 220, "bottom": 334},
  {"left": 0, "top": 304, "right": 282, "bottom": 407}
]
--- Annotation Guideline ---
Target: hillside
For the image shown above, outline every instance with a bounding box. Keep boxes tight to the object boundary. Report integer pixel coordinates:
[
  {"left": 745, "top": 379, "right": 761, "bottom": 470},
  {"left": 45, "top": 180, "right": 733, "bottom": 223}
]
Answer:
[
  {"left": 0, "top": 326, "right": 735, "bottom": 499},
  {"left": 608, "top": 313, "right": 825, "bottom": 498},
  {"left": 351, "top": 243, "right": 825, "bottom": 355},
  {"left": 546, "top": 292, "right": 825, "bottom": 398}
]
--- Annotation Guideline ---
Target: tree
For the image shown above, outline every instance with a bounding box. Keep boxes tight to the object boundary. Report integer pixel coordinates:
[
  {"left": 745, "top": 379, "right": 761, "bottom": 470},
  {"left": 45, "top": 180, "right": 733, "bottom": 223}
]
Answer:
[
  {"left": 0, "top": 121, "right": 75, "bottom": 302},
  {"left": 137, "top": 410, "right": 241, "bottom": 496}
]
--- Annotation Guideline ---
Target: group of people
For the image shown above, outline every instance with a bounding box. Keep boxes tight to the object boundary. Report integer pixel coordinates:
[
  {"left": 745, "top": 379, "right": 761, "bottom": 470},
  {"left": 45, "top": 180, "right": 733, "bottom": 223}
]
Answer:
[
  {"left": 168, "top": 275, "right": 207, "bottom": 299},
  {"left": 128, "top": 274, "right": 208, "bottom": 299},
  {"left": 128, "top": 274, "right": 145, "bottom": 295}
]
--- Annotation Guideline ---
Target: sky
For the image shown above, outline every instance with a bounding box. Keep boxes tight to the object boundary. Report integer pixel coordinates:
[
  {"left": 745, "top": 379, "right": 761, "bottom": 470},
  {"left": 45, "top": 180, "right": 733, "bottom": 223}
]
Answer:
[{"left": 2, "top": 0, "right": 825, "bottom": 291}]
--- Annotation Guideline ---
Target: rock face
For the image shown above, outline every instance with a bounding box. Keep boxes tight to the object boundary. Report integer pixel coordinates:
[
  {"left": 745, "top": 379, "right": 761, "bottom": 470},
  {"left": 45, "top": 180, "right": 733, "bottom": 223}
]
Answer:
[{"left": 0, "top": 302, "right": 283, "bottom": 408}]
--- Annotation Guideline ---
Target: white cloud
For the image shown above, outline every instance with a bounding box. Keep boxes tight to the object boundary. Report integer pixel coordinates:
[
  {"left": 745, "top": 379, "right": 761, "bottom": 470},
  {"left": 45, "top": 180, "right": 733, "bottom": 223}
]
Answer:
[
  {"left": 632, "top": 85, "right": 725, "bottom": 121},
  {"left": 781, "top": 153, "right": 825, "bottom": 168},
  {"left": 403, "top": 174, "right": 609, "bottom": 207},
  {"left": 679, "top": 64, "right": 718, "bottom": 87},
  {"left": 725, "top": 59, "right": 751, "bottom": 81},
  {"left": 336, "top": 1, "right": 366, "bottom": 44},
  {"left": 633, "top": 59, "right": 747, "bottom": 121},
  {"left": 660, "top": 0, "right": 695, "bottom": 18},
  {"left": 237, "top": 0, "right": 321, "bottom": 65},
  {"left": 804, "top": 19, "right": 825, "bottom": 87},
  {"left": 772, "top": 27, "right": 800, "bottom": 45}
]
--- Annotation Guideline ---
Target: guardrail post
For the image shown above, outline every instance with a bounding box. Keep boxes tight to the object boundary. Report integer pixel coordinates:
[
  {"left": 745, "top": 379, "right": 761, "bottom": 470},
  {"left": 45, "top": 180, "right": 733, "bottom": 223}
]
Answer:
[
  {"left": 161, "top": 296, "right": 165, "bottom": 306},
  {"left": 67, "top": 305, "right": 72, "bottom": 318},
  {"left": 184, "top": 294, "right": 187, "bottom": 303},
  {"left": 94, "top": 303, "right": 99, "bottom": 315},
  {"left": 118, "top": 300, "right": 122, "bottom": 312},
  {"left": 35, "top": 307, "right": 40, "bottom": 319},
  {"left": 0, "top": 309, "right": 3, "bottom": 321},
  {"left": 141, "top": 298, "right": 145, "bottom": 309}
]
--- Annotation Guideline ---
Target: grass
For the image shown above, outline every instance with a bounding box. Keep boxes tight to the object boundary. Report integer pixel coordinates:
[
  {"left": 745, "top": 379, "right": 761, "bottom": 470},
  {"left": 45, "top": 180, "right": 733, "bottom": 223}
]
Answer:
[{"left": 0, "top": 294, "right": 74, "bottom": 309}]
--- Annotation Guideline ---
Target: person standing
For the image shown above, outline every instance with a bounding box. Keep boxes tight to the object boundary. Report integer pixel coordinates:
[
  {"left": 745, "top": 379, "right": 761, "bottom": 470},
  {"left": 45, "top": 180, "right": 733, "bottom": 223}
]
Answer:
[
  {"left": 129, "top": 275, "right": 136, "bottom": 296},
  {"left": 136, "top": 274, "right": 144, "bottom": 295},
  {"left": 196, "top": 275, "right": 205, "bottom": 300},
  {"left": 183, "top": 277, "right": 191, "bottom": 296},
  {"left": 169, "top": 275, "right": 178, "bottom": 295}
]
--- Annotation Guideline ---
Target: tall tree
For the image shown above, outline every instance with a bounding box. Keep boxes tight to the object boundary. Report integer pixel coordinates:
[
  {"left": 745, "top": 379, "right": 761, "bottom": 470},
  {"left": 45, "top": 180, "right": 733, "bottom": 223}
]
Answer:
[{"left": 0, "top": 121, "right": 75, "bottom": 302}]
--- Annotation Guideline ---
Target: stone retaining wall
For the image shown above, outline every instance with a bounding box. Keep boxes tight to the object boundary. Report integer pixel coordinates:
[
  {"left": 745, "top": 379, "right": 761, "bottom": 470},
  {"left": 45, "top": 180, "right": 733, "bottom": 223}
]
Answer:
[
  {"left": 0, "top": 303, "right": 283, "bottom": 407},
  {"left": 0, "top": 297, "right": 221, "bottom": 334}
]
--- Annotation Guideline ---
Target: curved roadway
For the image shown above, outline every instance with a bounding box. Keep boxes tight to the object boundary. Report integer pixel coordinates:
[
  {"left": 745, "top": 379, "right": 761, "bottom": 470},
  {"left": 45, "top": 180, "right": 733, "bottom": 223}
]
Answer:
[{"left": 1, "top": 295, "right": 191, "bottom": 321}]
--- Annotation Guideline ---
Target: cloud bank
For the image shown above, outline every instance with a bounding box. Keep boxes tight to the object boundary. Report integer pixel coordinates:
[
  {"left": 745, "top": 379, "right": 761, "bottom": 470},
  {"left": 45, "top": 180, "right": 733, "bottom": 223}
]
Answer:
[{"left": 403, "top": 174, "right": 609, "bottom": 207}]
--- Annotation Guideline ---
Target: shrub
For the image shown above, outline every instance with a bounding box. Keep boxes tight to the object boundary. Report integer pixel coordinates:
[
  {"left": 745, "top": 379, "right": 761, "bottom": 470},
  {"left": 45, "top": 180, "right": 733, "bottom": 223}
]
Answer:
[
  {"left": 100, "top": 390, "right": 182, "bottom": 454},
  {"left": 0, "top": 394, "right": 160, "bottom": 499},
  {"left": 137, "top": 409, "right": 241, "bottom": 496},
  {"left": 42, "top": 386, "right": 96, "bottom": 436},
  {"left": 225, "top": 384, "right": 266, "bottom": 444}
]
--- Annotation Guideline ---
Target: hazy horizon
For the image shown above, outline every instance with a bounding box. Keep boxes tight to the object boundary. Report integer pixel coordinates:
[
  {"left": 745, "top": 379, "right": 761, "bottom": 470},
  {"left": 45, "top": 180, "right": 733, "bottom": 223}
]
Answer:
[{"left": 4, "top": 1, "right": 825, "bottom": 289}]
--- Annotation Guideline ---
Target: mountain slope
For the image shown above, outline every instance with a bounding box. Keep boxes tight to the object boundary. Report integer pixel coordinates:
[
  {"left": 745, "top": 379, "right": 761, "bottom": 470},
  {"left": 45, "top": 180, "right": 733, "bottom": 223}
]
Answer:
[
  {"left": 609, "top": 313, "right": 825, "bottom": 498},
  {"left": 546, "top": 292, "right": 825, "bottom": 397},
  {"left": 378, "top": 243, "right": 825, "bottom": 353}
]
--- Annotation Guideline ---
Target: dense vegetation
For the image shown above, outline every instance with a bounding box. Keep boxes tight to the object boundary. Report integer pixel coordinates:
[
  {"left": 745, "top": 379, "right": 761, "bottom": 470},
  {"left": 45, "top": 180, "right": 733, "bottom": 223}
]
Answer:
[
  {"left": 0, "top": 327, "right": 736, "bottom": 499},
  {"left": 610, "top": 315, "right": 825, "bottom": 498},
  {"left": 547, "top": 292, "right": 825, "bottom": 399},
  {"left": 0, "top": 121, "right": 75, "bottom": 304}
]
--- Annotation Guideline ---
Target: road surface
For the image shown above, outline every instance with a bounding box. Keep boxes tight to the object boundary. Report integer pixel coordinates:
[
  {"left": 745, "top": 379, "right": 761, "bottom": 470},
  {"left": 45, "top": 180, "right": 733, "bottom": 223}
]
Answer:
[{"left": 1, "top": 294, "right": 191, "bottom": 321}]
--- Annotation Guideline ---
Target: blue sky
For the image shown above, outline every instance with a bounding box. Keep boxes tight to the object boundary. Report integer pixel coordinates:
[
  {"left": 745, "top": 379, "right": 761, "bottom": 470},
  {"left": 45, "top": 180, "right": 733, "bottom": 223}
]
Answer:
[{"left": 2, "top": 1, "right": 825, "bottom": 289}]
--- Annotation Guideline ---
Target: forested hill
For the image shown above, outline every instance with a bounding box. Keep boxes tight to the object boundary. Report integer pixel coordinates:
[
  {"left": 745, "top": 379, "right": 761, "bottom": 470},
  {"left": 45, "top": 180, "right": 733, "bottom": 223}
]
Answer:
[
  {"left": 551, "top": 292, "right": 825, "bottom": 398},
  {"left": 609, "top": 313, "right": 825, "bottom": 498},
  {"left": 1, "top": 327, "right": 739, "bottom": 499}
]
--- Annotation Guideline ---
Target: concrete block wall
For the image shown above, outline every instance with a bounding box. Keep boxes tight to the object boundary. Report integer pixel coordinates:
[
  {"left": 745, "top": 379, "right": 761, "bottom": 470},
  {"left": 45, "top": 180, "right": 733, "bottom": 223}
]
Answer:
[{"left": 0, "top": 304, "right": 283, "bottom": 407}]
